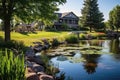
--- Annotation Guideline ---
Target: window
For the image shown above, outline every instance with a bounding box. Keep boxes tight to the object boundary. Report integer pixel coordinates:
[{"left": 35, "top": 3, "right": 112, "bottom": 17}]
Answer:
[
  {"left": 59, "top": 19, "right": 63, "bottom": 23},
  {"left": 69, "top": 20, "right": 72, "bottom": 24}
]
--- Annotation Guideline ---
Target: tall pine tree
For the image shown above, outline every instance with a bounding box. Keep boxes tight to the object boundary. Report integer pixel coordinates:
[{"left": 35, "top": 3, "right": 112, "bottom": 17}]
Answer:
[{"left": 80, "top": 0, "right": 104, "bottom": 32}]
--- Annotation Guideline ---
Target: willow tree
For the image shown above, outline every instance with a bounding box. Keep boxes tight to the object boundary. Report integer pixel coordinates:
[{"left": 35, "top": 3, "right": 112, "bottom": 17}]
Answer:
[
  {"left": 108, "top": 5, "right": 120, "bottom": 31},
  {"left": 0, "top": 0, "right": 66, "bottom": 42},
  {"left": 80, "top": 0, "right": 104, "bottom": 32}
]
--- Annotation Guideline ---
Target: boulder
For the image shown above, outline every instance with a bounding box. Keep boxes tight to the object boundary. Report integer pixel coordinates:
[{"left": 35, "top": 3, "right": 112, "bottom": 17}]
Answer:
[
  {"left": 25, "top": 46, "right": 35, "bottom": 58},
  {"left": 39, "top": 74, "right": 54, "bottom": 80},
  {"left": 32, "top": 63, "right": 45, "bottom": 73},
  {"left": 26, "top": 73, "right": 39, "bottom": 80},
  {"left": 26, "top": 56, "right": 44, "bottom": 65},
  {"left": 25, "top": 61, "right": 44, "bottom": 73}
]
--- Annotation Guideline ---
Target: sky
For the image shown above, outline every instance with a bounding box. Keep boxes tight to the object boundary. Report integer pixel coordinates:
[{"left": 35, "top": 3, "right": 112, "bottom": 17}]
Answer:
[{"left": 58, "top": 0, "right": 120, "bottom": 21}]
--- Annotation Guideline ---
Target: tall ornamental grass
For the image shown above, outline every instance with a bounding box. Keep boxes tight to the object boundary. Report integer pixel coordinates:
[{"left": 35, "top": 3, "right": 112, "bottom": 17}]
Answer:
[
  {"left": 65, "top": 35, "right": 79, "bottom": 43},
  {"left": 0, "top": 50, "right": 25, "bottom": 80}
]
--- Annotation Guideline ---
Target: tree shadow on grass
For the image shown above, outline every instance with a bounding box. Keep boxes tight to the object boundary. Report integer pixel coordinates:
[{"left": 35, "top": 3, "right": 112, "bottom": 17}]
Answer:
[
  {"left": 48, "top": 31, "right": 63, "bottom": 33},
  {"left": 0, "top": 36, "right": 4, "bottom": 42},
  {"left": 18, "top": 31, "right": 38, "bottom": 36}
]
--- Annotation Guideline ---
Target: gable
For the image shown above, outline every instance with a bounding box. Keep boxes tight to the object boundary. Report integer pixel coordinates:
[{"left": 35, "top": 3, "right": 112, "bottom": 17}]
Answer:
[{"left": 63, "top": 12, "right": 78, "bottom": 19}]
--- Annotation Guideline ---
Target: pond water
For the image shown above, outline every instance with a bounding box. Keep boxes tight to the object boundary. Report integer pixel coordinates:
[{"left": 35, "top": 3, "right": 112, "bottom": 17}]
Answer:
[{"left": 49, "top": 39, "right": 120, "bottom": 80}]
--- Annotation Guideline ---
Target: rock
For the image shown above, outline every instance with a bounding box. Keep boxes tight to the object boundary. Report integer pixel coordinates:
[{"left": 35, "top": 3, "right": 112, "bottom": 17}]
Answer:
[
  {"left": 42, "top": 44, "right": 50, "bottom": 50},
  {"left": 33, "top": 47, "right": 43, "bottom": 52},
  {"left": 37, "top": 72, "right": 46, "bottom": 75},
  {"left": 25, "top": 61, "right": 44, "bottom": 73},
  {"left": 33, "top": 63, "right": 45, "bottom": 73},
  {"left": 26, "top": 73, "right": 39, "bottom": 80},
  {"left": 25, "top": 46, "right": 35, "bottom": 58},
  {"left": 39, "top": 74, "right": 54, "bottom": 80},
  {"left": 26, "top": 67, "right": 39, "bottom": 80},
  {"left": 26, "top": 56, "right": 44, "bottom": 65},
  {"left": 25, "top": 61, "right": 34, "bottom": 68}
]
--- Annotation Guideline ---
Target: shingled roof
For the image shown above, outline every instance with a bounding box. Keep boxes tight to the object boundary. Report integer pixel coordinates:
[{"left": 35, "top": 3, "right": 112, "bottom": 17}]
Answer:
[{"left": 55, "top": 12, "right": 77, "bottom": 18}]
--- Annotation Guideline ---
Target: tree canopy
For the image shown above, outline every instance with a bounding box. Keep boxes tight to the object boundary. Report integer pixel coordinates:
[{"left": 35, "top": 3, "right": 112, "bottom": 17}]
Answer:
[
  {"left": 80, "top": 0, "right": 104, "bottom": 32},
  {"left": 108, "top": 5, "right": 120, "bottom": 31},
  {"left": 0, "top": 0, "right": 66, "bottom": 41}
]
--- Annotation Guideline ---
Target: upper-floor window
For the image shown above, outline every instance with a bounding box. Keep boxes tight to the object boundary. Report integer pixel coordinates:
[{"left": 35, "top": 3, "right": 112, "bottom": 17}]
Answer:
[
  {"left": 65, "top": 19, "right": 67, "bottom": 23},
  {"left": 75, "top": 20, "right": 78, "bottom": 24},
  {"left": 59, "top": 19, "right": 63, "bottom": 23},
  {"left": 69, "top": 20, "right": 72, "bottom": 24}
]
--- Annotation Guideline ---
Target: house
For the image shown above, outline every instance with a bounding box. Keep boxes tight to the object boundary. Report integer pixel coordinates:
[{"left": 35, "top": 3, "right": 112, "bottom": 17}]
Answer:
[{"left": 54, "top": 12, "right": 79, "bottom": 30}]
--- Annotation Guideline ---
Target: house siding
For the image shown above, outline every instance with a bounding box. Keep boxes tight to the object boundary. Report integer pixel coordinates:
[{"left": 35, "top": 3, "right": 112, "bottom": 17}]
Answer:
[{"left": 54, "top": 12, "right": 79, "bottom": 29}]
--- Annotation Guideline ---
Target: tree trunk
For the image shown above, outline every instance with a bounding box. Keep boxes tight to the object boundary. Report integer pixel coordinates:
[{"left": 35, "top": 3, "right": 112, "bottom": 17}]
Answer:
[
  {"left": 117, "top": 28, "right": 118, "bottom": 32},
  {"left": 2, "top": 0, "right": 13, "bottom": 42},
  {"left": 4, "top": 17, "right": 11, "bottom": 42},
  {"left": 90, "top": 26, "right": 92, "bottom": 32}
]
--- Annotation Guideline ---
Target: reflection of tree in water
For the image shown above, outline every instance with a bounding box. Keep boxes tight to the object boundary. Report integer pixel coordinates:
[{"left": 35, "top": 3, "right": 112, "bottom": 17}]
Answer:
[
  {"left": 87, "top": 40, "right": 103, "bottom": 47},
  {"left": 110, "top": 39, "right": 120, "bottom": 61},
  {"left": 82, "top": 54, "right": 101, "bottom": 74},
  {"left": 110, "top": 39, "right": 120, "bottom": 54}
]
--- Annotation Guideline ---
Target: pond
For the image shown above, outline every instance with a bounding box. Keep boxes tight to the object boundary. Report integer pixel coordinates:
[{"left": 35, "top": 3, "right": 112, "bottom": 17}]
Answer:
[{"left": 49, "top": 39, "right": 120, "bottom": 80}]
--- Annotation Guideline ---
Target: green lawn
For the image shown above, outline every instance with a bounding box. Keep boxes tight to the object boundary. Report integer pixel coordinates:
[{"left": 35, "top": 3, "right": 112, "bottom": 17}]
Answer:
[{"left": 0, "top": 31, "right": 69, "bottom": 46}]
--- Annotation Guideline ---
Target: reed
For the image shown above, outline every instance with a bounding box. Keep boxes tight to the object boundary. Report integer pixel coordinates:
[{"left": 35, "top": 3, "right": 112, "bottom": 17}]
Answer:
[{"left": 0, "top": 49, "right": 25, "bottom": 80}]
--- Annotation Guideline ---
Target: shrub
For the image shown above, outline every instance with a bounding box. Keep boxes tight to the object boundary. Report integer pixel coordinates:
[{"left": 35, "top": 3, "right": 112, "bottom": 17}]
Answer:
[
  {"left": 65, "top": 35, "right": 79, "bottom": 43},
  {"left": 0, "top": 40, "right": 27, "bottom": 54},
  {"left": 0, "top": 50, "right": 25, "bottom": 80},
  {"left": 89, "top": 32, "right": 106, "bottom": 39},
  {"left": 79, "top": 33, "right": 86, "bottom": 40},
  {"left": 51, "top": 38, "right": 60, "bottom": 47}
]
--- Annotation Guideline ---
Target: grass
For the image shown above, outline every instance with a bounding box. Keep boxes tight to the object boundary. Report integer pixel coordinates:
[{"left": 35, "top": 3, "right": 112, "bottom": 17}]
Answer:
[
  {"left": 0, "top": 49, "right": 25, "bottom": 80},
  {"left": 0, "top": 31, "right": 69, "bottom": 46},
  {"left": 0, "top": 31, "right": 107, "bottom": 46}
]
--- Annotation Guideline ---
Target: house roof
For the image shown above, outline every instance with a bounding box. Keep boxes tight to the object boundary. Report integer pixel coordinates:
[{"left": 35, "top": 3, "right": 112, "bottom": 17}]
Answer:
[{"left": 55, "top": 12, "right": 78, "bottom": 18}]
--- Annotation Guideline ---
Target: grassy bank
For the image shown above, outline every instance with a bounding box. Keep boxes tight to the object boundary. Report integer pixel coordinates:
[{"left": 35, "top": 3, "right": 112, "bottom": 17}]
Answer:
[{"left": 0, "top": 31, "right": 69, "bottom": 46}]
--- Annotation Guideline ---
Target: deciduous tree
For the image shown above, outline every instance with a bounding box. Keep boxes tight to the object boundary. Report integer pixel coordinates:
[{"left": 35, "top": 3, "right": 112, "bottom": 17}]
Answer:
[
  {"left": 108, "top": 5, "right": 120, "bottom": 32},
  {"left": 0, "top": 0, "right": 66, "bottom": 42}
]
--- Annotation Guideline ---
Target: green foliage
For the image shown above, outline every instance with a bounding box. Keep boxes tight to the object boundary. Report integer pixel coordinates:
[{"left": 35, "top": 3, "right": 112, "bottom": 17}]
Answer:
[
  {"left": 45, "top": 26, "right": 57, "bottom": 31},
  {"left": 41, "top": 54, "right": 58, "bottom": 76},
  {"left": 104, "top": 21, "right": 110, "bottom": 30},
  {"left": 79, "top": 33, "right": 86, "bottom": 40},
  {"left": 108, "top": 5, "right": 120, "bottom": 31},
  {"left": 79, "top": 27, "right": 89, "bottom": 31},
  {"left": 0, "top": 0, "right": 66, "bottom": 42},
  {"left": 61, "top": 23, "right": 69, "bottom": 31},
  {"left": 0, "top": 50, "right": 25, "bottom": 80},
  {"left": 0, "top": 31, "right": 69, "bottom": 46},
  {"left": 80, "top": 0, "right": 104, "bottom": 32},
  {"left": 65, "top": 35, "right": 79, "bottom": 43},
  {"left": 51, "top": 38, "right": 60, "bottom": 47},
  {"left": 0, "top": 40, "right": 27, "bottom": 54}
]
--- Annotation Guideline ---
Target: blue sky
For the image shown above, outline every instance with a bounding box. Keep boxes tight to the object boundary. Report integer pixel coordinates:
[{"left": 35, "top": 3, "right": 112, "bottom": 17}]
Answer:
[{"left": 58, "top": 0, "right": 120, "bottom": 21}]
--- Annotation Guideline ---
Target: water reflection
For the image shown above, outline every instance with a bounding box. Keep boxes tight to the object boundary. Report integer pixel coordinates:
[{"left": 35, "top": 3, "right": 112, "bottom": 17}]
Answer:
[
  {"left": 57, "top": 55, "right": 68, "bottom": 61},
  {"left": 79, "top": 40, "right": 104, "bottom": 47},
  {"left": 49, "top": 40, "right": 120, "bottom": 80},
  {"left": 110, "top": 39, "right": 120, "bottom": 54},
  {"left": 82, "top": 54, "right": 101, "bottom": 74}
]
